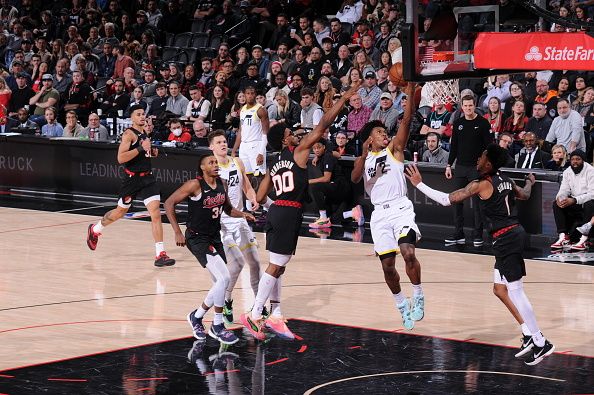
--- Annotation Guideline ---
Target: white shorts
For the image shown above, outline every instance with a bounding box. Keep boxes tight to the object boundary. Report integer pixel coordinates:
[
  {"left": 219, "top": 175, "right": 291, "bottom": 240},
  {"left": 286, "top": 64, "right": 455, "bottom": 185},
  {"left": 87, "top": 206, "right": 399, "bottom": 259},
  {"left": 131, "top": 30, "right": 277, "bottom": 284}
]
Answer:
[
  {"left": 370, "top": 198, "right": 421, "bottom": 256},
  {"left": 493, "top": 268, "right": 505, "bottom": 285},
  {"left": 239, "top": 141, "right": 266, "bottom": 175},
  {"left": 220, "top": 217, "right": 258, "bottom": 250}
]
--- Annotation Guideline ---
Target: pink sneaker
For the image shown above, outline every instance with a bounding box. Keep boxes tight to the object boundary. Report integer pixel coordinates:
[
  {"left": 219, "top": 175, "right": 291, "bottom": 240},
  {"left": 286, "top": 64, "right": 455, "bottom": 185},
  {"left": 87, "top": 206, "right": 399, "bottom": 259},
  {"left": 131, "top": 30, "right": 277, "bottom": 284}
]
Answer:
[
  {"left": 351, "top": 205, "right": 365, "bottom": 227},
  {"left": 240, "top": 313, "right": 266, "bottom": 341},
  {"left": 265, "top": 315, "right": 295, "bottom": 339},
  {"left": 309, "top": 218, "right": 332, "bottom": 229}
]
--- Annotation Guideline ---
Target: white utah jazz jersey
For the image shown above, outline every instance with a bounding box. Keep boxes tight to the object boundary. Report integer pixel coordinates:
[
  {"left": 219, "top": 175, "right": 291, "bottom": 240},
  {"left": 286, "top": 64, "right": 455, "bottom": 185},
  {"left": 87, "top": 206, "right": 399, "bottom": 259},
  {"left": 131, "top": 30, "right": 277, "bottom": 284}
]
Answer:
[
  {"left": 240, "top": 103, "right": 263, "bottom": 143},
  {"left": 364, "top": 148, "right": 408, "bottom": 206},
  {"left": 218, "top": 157, "right": 244, "bottom": 216}
]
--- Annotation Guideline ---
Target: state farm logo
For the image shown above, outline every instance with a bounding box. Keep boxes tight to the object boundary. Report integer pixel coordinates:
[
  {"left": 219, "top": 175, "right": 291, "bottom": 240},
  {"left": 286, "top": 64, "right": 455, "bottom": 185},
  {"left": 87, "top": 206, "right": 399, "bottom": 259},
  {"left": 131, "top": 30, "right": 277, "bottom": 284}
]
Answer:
[{"left": 525, "top": 46, "right": 543, "bottom": 61}]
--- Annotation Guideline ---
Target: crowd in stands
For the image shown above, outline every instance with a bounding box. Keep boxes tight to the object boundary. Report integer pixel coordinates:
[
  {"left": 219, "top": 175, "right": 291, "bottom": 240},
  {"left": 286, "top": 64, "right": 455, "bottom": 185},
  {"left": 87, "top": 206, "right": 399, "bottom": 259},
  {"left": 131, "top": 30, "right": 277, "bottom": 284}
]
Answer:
[{"left": 0, "top": 0, "right": 593, "bottom": 242}]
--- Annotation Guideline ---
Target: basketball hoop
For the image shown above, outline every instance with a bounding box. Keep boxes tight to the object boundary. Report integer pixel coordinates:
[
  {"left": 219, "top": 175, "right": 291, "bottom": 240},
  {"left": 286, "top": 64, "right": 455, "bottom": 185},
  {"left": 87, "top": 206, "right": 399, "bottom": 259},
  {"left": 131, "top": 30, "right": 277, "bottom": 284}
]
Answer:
[{"left": 423, "top": 78, "right": 460, "bottom": 106}]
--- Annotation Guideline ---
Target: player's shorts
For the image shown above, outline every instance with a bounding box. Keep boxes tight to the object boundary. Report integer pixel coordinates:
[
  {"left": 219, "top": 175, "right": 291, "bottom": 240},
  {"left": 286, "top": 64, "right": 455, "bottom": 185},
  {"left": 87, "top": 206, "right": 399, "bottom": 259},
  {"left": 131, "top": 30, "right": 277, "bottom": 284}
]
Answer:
[
  {"left": 220, "top": 217, "right": 257, "bottom": 250},
  {"left": 118, "top": 173, "right": 160, "bottom": 208},
  {"left": 239, "top": 141, "right": 266, "bottom": 175},
  {"left": 265, "top": 204, "right": 303, "bottom": 255},
  {"left": 370, "top": 197, "right": 421, "bottom": 256},
  {"left": 492, "top": 224, "right": 526, "bottom": 283},
  {"left": 185, "top": 228, "right": 227, "bottom": 268}
]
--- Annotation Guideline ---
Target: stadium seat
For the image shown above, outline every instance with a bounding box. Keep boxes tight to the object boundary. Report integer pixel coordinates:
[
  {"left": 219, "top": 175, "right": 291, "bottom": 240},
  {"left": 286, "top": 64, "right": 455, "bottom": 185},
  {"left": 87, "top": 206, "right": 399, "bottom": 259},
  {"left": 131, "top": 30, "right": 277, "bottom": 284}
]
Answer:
[
  {"left": 192, "top": 33, "right": 209, "bottom": 48},
  {"left": 191, "top": 19, "right": 206, "bottom": 33},
  {"left": 173, "top": 32, "right": 193, "bottom": 48},
  {"left": 209, "top": 34, "right": 222, "bottom": 49},
  {"left": 162, "top": 46, "right": 180, "bottom": 62}
]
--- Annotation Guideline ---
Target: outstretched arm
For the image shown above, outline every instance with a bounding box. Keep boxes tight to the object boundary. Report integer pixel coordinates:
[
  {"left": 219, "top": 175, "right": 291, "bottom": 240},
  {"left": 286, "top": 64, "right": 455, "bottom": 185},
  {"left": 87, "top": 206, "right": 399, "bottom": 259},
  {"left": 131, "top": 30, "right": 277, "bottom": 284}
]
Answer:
[
  {"left": 513, "top": 174, "right": 535, "bottom": 200},
  {"left": 294, "top": 81, "right": 362, "bottom": 167},
  {"left": 164, "top": 180, "right": 201, "bottom": 246},
  {"left": 388, "top": 83, "right": 417, "bottom": 160},
  {"left": 256, "top": 172, "right": 273, "bottom": 204}
]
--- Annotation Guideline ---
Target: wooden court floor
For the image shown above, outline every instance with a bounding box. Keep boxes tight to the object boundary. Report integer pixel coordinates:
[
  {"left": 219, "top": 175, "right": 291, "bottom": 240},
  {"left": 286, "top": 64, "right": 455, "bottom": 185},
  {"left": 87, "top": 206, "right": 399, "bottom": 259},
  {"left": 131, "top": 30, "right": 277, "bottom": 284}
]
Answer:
[{"left": 0, "top": 207, "right": 593, "bottom": 372}]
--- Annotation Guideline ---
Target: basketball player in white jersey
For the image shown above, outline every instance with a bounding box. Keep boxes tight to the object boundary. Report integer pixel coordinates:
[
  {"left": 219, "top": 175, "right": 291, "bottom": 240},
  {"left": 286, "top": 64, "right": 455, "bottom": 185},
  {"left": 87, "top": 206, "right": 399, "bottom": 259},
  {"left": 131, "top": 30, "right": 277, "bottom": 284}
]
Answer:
[
  {"left": 351, "top": 83, "right": 423, "bottom": 330},
  {"left": 208, "top": 129, "right": 263, "bottom": 325},
  {"left": 232, "top": 86, "right": 270, "bottom": 181}
]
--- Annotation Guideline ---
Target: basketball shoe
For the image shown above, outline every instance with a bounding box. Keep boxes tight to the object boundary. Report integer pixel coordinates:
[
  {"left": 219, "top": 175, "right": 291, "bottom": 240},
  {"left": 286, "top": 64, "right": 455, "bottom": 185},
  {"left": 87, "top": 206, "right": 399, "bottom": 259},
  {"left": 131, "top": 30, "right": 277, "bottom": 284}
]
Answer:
[
  {"left": 397, "top": 299, "right": 414, "bottom": 330},
  {"left": 265, "top": 316, "right": 295, "bottom": 340},
  {"left": 187, "top": 310, "right": 206, "bottom": 340},
  {"left": 577, "top": 221, "right": 592, "bottom": 235},
  {"left": 445, "top": 232, "right": 465, "bottom": 245},
  {"left": 514, "top": 334, "right": 534, "bottom": 358},
  {"left": 524, "top": 340, "right": 555, "bottom": 366},
  {"left": 187, "top": 339, "right": 206, "bottom": 364},
  {"left": 550, "top": 233, "right": 570, "bottom": 249},
  {"left": 352, "top": 205, "right": 365, "bottom": 227},
  {"left": 208, "top": 324, "right": 239, "bottom": 345},
  {"left": 570, "top": 235, "right": 589, "bottom": 251},
  {"left": 309, "top": 218, "right": 332, "bottom": 228},
  {"left": 223, "top": 299, "right": 234, "bottom": 325},
  {"left": 410, "top": 295, "right": 425, "bottom": 321},
  {"left": 240, "top": 313, "right": 266, "bottom": 341},
  {"left": 154, "top": 252, "right": 176, "bottom": 267},
  {"left": 86, "top": 224, "right": 100, "bottom": 250}
]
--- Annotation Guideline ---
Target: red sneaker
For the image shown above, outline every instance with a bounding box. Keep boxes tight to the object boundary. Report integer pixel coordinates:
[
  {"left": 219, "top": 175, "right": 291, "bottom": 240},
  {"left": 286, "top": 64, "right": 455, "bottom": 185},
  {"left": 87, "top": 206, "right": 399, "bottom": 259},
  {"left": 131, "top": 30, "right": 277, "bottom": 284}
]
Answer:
[
  {"left": 240, "top": 313, "right": 266, "bottom": 341},
  {"left": 86, "top": 224, "right": 100, "bottom": 251},
  {"left": 550, "top": 234, "right": 570, "bottom": 250},
  {"left": 154, "top": 252, "right": 176, "bottom": 267}
]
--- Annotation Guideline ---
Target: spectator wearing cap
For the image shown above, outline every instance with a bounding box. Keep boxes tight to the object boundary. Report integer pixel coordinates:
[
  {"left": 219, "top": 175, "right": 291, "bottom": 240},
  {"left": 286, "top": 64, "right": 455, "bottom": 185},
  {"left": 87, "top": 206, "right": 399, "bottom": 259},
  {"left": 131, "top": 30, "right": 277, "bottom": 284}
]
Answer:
[
  {"left": 376, "top": 66, "right": 389, "bottom": 91},
  {"left": 7, "top": 72, "right": 34, "bottom": 117},
  {"left": 29, "top": 74, "right": 60, "bottom": 127},
  {"left": 321, "top": 37, "right": 337, "bottom": 64},
  {"left": 370, "top": 92, "right": 399, "bottom": 134},
  {"left": 329, "top": 18, "right": 351, "bottom": 51},
  {"left": 546, "top": 98, "right": 586, "bottom": 152},
  {"left": 133, "top": 10, "right": 159, "bottom": 42},
  {"left": 551, "top": 149, "right": 594, "bottom": 251},
  {"left": 347, "top": 93, "right": 373, "bottom": 136},
  {"left": 300, "top": 87, "right": 324, "bottom": 130},
  {"left": 251, "top": 45, "right": 270, "bottom": 81},
  {"left": 358, "top": 70, "right": 382, "bottom": 109},
  {"left": 6, "top": 60, "right": 31, "bottom": 91},
  {"left": 333, "top": 45, "right": 353, "bottom": 80},
  {"left": 111, "top": 44, "right": 135, "bottom": 80}
]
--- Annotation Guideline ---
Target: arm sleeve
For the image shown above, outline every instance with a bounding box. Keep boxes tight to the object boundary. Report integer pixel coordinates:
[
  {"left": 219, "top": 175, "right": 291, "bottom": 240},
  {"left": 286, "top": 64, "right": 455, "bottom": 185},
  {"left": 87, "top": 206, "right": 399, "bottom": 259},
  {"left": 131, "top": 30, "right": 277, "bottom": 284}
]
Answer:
[{"left": 417, "top": 182, "right": 452, "bottom": 206}]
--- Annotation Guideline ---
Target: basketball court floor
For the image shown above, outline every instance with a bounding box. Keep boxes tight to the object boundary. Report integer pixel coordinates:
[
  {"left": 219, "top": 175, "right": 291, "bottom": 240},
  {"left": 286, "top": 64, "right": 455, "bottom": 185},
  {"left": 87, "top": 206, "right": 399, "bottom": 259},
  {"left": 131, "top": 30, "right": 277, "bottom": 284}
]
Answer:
[{"left": 0, "top": 197, "right": 593, "bottom": 394}]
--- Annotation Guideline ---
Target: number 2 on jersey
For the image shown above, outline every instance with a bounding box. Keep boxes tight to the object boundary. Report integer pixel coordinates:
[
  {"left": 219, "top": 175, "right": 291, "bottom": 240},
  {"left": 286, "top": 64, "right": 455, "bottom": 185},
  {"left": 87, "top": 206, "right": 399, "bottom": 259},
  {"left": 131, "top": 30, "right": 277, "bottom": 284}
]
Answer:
[{"left": 272, "top": 172, "right": 294, "bottom": 196}]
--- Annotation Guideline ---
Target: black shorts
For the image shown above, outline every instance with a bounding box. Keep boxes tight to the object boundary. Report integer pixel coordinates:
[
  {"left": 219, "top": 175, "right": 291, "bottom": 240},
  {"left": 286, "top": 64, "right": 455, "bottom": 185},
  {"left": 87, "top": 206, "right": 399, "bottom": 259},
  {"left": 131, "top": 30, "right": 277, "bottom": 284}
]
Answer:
[
  {"left": 492, "top": 225, "right": 526, "bottom": 283},
  {"left": 185, "top": 229, "right": 226, "bottom": 268},
  {"left": 265, "top": 205, "right": 303, "bottom": 255},
  {"left": 118, "top": 174, "right": 160, "bottom": 205}
]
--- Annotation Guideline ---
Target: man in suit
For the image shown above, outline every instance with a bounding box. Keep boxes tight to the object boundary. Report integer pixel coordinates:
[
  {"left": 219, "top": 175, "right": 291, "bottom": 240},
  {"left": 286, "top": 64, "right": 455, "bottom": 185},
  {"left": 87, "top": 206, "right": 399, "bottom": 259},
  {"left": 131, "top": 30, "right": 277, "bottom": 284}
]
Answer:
[{"left": 515, "top": 132, "right": 551, "bottom": 169}]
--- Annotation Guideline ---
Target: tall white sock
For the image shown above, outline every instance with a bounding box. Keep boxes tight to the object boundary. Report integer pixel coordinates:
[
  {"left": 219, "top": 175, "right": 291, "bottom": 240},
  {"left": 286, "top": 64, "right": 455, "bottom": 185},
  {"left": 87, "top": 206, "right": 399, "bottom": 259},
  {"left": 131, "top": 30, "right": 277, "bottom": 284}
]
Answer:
[
  {"left": 521, "top": 323, "right": 531, "bottom": 336},
  {"left": 393, "top": 292, "right": 406, "bottom": 305},
  {"left": 270, "top": 276, "right": 282, "bottom": 317},
  {"left": 506, "top": 280, "right": 545, "bottom": 347},
  {"left": 213, "top": 312, "right": 224, "bottom": 326},
  {"left": 343, "top": 210, "right": 353, "bottom": 219},
  {"left": 412, "top": 284, "right": 423, "bottom": 297},
  {"left": 251, "top": 273, "right": 277, "bottom": 320},
  {"left": 155, "top": 242, "right": 165, "bottom": 256},
  {"left": 319, "top": 210, "right": 327, "bottom": 219},
  {"left": 194, "top": 306, "right": 208, "bottom": 319},
  {"left": 93, "top": 221, "right": 104, "bottom": 234}
]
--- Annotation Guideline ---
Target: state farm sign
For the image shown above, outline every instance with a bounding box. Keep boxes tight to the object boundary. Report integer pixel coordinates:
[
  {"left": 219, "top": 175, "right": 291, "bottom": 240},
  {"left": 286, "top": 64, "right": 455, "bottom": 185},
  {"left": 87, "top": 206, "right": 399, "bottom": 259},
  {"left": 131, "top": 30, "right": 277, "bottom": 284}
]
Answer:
[{"left": 474, "top": 32, "right": 594, "bottom": 70}]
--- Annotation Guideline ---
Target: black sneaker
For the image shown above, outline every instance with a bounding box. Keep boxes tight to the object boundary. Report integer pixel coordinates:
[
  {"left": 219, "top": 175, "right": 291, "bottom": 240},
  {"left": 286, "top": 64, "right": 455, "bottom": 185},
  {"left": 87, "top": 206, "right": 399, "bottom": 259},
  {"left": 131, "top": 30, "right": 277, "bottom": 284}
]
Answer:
[
  {"left": 262, "top": 306, "right": 270, "bottom": 319},
  {"left": 524, "top": 340, "right": 555, "bottom": 366},
  {"left": 187, "top": 339, "right": 206, "bottom": 364},
  {"left": 223, "top": 299, "right": 234, "bottom": 325},
  {"left": 208, "top": 323, "right": 239, "bottom": 345},
  {"left": 445, "top": 233, "right": 465, "bottom": 245},
  {"left": 515, "top": 334, "right": 534, "bottom": 358},
  {"left": 187, "top": 310, "right": 207, "bottom": 340},
  {"left": 155, "top": 251, "right": 176, "bottom": 267},
  {"left": 473, "top": 237, "right": 484, "bottom": 247}
]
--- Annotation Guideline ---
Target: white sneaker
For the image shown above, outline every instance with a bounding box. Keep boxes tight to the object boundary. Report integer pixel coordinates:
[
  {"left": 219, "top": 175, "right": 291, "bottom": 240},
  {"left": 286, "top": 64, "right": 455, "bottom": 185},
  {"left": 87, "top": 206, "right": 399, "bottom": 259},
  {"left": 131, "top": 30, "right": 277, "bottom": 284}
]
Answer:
[{"left": 576, "top": 222, "right": 592, "bottom": 236}]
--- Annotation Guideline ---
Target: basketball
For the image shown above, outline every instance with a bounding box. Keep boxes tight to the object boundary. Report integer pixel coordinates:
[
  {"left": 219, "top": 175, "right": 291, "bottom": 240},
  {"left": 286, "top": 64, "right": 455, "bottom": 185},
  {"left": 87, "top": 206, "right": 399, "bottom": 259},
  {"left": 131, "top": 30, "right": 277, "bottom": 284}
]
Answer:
[{"left": 389, "top": 62, "right": 407, "bottom": 87}]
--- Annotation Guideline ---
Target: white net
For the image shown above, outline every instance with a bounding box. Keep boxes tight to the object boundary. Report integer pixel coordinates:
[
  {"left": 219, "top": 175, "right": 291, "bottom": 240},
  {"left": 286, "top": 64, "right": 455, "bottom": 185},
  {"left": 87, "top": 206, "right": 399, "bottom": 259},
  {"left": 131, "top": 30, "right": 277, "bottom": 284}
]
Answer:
[{"left": 424, "top": 78, "right": 460, "bottom": 106}]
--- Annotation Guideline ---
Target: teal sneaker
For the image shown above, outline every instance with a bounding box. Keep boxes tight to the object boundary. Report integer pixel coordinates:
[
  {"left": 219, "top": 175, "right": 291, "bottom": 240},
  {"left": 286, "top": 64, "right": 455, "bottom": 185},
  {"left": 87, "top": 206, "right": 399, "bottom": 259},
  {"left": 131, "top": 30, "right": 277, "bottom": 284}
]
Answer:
[
  {"left": 397, "top": 299, "right": 414, "bottom": 330},
  {"left": 411, "top": 295, "right": 425, "bottom": 321}
]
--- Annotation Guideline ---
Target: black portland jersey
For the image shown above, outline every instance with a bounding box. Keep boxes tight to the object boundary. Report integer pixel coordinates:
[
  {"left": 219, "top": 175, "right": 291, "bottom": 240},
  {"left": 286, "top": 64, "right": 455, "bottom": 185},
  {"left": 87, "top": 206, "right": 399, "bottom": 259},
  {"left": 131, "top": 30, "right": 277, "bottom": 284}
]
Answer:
[
  {"left": 187, "top": 177, "right": 227, "bottom": 236},
  {"left": 268, "top": 148, "right": 308, "bottom": 203},
  {"left": 480, "top": 174, "right": 518, "bottom": 232},
  {"left": 125, "top": 128, "right": 152, "bottom": 173}
]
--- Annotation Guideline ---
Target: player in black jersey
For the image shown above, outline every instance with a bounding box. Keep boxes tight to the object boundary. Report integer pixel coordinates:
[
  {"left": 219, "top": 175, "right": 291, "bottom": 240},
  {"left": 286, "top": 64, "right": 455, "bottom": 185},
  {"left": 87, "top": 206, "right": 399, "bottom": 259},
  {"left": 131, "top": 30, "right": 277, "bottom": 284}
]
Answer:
[
  {"left": 239, "top": 81, "right": 363, "bottom": 341},
  {"left": 164, "top": 152, "right": 256, "bottom": 345},
  {"left": 405, "top": 144, "right": 555, "bottom": 366},
  {"left": 86, "top": 105, "right": 175, "bottom": 267}
]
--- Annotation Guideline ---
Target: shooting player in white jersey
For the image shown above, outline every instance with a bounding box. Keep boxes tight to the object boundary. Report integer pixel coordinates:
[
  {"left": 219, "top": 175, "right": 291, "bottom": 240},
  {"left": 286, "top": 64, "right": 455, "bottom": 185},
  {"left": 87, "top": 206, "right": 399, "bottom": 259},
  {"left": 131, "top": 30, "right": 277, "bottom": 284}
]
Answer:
[
  {"left": 351, "top": 83, "right": 424, "bottom": 330},
  {"left": 208, "top": 129, "right": 264, "bottom": 325}
]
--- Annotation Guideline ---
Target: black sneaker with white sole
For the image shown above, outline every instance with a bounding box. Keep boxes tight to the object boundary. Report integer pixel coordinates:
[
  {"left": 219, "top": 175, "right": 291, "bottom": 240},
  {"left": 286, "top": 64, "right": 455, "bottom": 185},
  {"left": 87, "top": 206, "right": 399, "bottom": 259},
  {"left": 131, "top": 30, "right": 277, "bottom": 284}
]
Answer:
[
  {"left": 445, "top": 233, "right": 465, "bottom": 244},
  {"left": 524, "top": 340, "right": 555, "bottom": 366},
  {"left": 514, "top": 334, "right": 534, "bottom": 358},
  {"left": 473, "top": 237, "right": 484, "bottom": 247}
]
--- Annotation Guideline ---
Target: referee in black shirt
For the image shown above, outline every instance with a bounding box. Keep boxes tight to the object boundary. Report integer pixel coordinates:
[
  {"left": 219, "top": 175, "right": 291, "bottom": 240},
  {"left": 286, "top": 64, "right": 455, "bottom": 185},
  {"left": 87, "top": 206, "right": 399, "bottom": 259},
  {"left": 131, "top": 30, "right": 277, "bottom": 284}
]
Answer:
[{"left": 445, "top": 94, "right": 493, "bottom": 246}]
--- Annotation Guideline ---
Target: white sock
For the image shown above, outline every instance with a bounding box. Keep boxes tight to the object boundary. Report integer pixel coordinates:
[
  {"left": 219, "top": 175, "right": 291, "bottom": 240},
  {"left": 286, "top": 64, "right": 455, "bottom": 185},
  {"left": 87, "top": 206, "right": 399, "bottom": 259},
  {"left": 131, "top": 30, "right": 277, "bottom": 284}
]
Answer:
[
  {"left": 270, "top": 276, "right": 282, "bottom": 317},
  {"left": 270, "top": 302, "right": 282, "bottom": 317},
  {"left": 194, "top": 306, "right": 207, "bottom": 319},
  {"left": 343, "top": 210, "right": 353, "bottom": 219},
  {"left": 393, "top": 292, "right": 406, "bottom": 305},
  {"left": 412, "top": 284, "right": 423, "bottom": 297},
  {"left": 264, "top": 197, "right": 274, "bottom": 209},
  {"left": 251, "top": 273, "right": 277, "bottom": 320},
  {"left": 155, "top": 242, "right": 164, "bottom": 256},
  {"left": 93, "top": 221, "right": 104, "bottom": 234},
  {"left": 521, "top": 323, "right": 531, "bottom": 336},
  {"left": 532, "top": 331, "right": 545, "bottom": 347},
  {"left": 319, "top": 210, "right": 327, "bottom": 219},
  {"left": 577, "top": 234, "right": 588, "bottom": 244},
  {"left": 343, "top": 231, "right": 353, "bottom": 239},
  {"left": 213, "top": 312, "right": 224, "bottom": 326}
]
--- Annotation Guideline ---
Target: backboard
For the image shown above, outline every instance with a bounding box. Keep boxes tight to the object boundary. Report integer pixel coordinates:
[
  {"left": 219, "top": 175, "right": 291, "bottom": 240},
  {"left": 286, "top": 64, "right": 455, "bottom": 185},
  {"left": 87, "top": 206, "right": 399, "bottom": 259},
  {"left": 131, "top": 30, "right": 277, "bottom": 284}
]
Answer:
[{"left": 401, "top": 0, "right": 542, "bottom": 82}]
